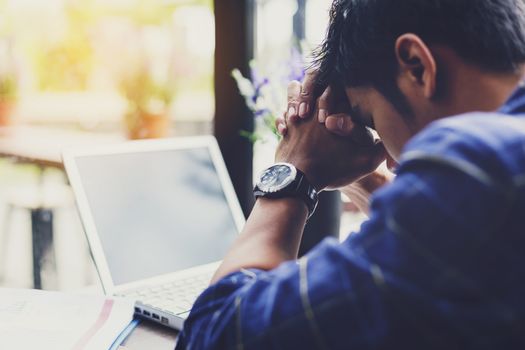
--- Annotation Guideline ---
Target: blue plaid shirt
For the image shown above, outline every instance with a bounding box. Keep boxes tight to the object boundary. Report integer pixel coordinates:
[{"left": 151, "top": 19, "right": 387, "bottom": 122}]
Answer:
[{"left": 176, "top": 85, "right": 525, "bottom": 349}]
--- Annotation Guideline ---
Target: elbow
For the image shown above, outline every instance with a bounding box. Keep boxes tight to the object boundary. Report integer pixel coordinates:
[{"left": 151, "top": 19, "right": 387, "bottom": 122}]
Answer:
[{"left": 178, "top": 298, "right": 239, "bottom": 350}]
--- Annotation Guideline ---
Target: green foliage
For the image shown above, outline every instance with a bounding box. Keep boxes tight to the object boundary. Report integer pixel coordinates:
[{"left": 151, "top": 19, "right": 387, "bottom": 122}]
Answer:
[
  {"left": 92, "top": 0, "right": 212, "bottom": 25},
  {"left": 119, "top": 66, "right": 176, "bottom": 129},
  {"left": 32, "top": 0, "right": 210, "bottom": 91},
  {"left": 232, "top": 68, "right": 284, "bottom": 144},
  {"left": 120, "top": 68, "right": 175, "bottom": 111},
  {"left": 33, "top": 1, "right": 95, "bottom": 91},
  {"left": 0, "top": 73, "right": 17, "bottom": 102},
  {"left": 239, "top": 129, "right": 260, "bottom": 143},
  {"left": 34, "top": 32, "right": 93, "bottom": 91}
]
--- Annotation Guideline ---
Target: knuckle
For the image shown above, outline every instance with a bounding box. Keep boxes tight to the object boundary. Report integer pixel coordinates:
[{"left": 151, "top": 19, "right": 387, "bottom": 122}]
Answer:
[
  {"left": 304, "top": 69, "right": 317, "bottom": 79},
  {"left": 287, "top": 101, "right": 299, "bottom": 110},
  {"left": 300, "top": 90, "right": 312, "bottom": 98},
  {"left": 300, "top": 70, "right": 318, "bottom": 98},
  {"left": 289, "top": 114, "right": 300, "bottom": 123},
  {"left": 319, "top": 88, "right": 331, "bottom": 104},
  {"left": 287, "top": 80, "right": 301, "bottom": 94}
]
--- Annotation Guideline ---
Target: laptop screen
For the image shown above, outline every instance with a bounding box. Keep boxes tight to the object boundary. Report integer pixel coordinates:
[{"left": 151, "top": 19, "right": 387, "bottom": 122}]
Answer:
[{"left": 74, "top": 147, "right": 240, "bottom": 285}]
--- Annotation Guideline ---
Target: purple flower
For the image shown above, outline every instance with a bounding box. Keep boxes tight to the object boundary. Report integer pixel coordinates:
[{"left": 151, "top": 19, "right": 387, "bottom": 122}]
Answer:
[
  {"left": 250, "top": 66, "right": 267, "bottom": 91},
  {"left": 252, "top": 77, "right": 269, "bottom": 103},
  {"left": 233, "top": 47, "right": 308, "bottom": 141},
  {"left": 255, "top": 108, "right": 271, "bottom": 118}
]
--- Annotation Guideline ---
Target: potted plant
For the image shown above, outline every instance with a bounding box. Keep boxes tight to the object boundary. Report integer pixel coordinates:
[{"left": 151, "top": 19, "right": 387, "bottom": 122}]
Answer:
[
  {"left": 0, "top": 72, "right": 17, "bottom": 126},
  {"left": 0, "top": 42, "right": 19, "bottom": 127},
  {"left": 120, "top": 64, "right": 175, "bottom": 139}
]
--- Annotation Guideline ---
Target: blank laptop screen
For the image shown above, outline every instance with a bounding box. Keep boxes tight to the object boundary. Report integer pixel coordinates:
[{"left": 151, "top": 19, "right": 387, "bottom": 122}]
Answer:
[{"left": 75, "top": 147, "right": 239, "bottom": 285}]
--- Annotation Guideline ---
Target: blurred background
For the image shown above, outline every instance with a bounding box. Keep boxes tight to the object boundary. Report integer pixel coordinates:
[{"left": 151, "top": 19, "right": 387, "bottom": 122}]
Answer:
[{"left": 0, "top": 0, "right": 365, "bottom": 292}]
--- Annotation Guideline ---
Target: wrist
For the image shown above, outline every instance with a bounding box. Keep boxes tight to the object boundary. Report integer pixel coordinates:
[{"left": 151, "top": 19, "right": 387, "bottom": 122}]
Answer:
[
  {"left": 341, "top": 169, "right": 393, "bottom": 215},
  {"left": 276, "top": 158, "right": 323, "bottom": 191},
  {"left": 256, "top": 196, "right": 309, "bottom": 217},
  {"left": 354, "top": 168, "right": 393, "bottom": 193},
  {"left": 255, "top": 197, "right": 309, "bottom": 232},
  {"left": 254, "top": 163, "right": 319, "bottom": 219}
]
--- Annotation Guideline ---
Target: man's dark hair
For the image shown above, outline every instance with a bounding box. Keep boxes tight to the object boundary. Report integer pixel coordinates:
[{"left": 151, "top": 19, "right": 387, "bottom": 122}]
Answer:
[{"left": 314, "top": 0, "right": 525, "bottom": 113}]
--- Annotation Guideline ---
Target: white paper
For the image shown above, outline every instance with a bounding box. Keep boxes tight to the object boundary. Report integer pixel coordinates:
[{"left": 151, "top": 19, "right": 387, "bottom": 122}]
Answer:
[{"left": 0, "top": 288, "right": 134, "bottom": 350}]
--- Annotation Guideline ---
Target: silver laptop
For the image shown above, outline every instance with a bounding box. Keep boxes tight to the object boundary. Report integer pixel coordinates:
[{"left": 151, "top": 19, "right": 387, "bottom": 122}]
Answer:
[{"left": 62, "top": 136, "right": 245, "bottom": 330}]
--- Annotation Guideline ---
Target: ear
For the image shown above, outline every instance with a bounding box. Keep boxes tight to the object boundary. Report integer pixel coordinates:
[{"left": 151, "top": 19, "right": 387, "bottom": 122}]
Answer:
[{"left": 395, "top": 34, "right": 437, "bottom": 99}]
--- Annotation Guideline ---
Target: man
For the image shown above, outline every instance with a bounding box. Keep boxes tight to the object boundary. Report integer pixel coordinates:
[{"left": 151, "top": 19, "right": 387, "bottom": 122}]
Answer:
[{"left": 176, "top": 0, "right": 525, "bottom": 348}]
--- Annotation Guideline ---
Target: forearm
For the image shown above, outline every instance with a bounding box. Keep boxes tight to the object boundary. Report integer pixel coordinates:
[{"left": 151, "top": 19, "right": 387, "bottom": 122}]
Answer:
[
  {"left": 342, "top": 184, "right": 373, "bottom": 215},
  {"left": 211, "top": 197, "right": 308, "bottom": 284},
  {"left": 342, "top": 169, "right": 394, "bottom": 216}
]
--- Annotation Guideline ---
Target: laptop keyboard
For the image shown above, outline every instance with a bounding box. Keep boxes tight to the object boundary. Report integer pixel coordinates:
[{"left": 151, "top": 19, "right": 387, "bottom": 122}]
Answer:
[{"left": 119, "top": 272, "right": 212, "bottom": 315}]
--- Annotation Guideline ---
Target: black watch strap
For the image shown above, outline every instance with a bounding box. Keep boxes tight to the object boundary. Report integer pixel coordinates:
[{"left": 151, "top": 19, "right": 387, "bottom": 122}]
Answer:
[
  {"left": 254, "top": 167, "right": 319, "bottom": 219},
  {"left": 293, "top": 169, "right": 319, "bottom": 219}
]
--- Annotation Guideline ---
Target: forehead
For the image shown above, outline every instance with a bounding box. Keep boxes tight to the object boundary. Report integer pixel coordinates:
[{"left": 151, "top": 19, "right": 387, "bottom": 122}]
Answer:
[
  {"left": 344, "top": 85, "right": 409, "bottom": 128},
  {"left": 344, "top": 86, "right": 377, "bottom": 107}
]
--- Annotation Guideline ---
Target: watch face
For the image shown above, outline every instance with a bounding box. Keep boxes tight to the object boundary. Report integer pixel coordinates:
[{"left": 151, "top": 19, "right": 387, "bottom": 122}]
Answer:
[{"left": 258, "top": 163, "right": 296, "bottom": 193}]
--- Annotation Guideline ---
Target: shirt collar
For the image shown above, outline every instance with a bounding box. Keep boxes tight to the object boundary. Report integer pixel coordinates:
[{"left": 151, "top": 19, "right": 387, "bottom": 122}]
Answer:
[{"left": 498, "top": 80, "right": 525, "bottom": 115}]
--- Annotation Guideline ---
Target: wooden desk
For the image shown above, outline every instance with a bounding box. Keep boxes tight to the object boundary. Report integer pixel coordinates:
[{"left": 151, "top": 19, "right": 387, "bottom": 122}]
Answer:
[
  {"left": 0, "top": 125, "right": 124, "bottom": 168},
  {"left": 77, "top": 283, "right": 179, "bottom": 348}
]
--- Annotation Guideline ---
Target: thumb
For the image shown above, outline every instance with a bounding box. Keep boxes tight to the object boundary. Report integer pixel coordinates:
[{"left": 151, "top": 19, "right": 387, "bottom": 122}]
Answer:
[
  {"left": 325, "top": 114, "right": 355, "bottom": 136},
  {"left": 386, "top": 152, "right": 398, "bottom": 172},
  {"left": 366, "top": 140, "right": 387, "bottom": 172}
]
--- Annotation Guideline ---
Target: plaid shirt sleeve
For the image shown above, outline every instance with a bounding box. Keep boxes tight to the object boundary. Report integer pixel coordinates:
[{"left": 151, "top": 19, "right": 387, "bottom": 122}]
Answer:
[{"left": 175, "top": 122, "right": 518, "bottom": 350}]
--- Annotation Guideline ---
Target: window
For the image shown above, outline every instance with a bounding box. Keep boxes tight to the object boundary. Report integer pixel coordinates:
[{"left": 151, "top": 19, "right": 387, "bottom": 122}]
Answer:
[
  {"left": 256, "top": 0, "right": 331, "bottom": 64},
  {"left": 253, "top": 1, "right": 366, "bottom": 238},
  {"left": 0, "top": 0, "right": 215, "bottom": 136},
  {"left": 253, "top": 0, "right": 332, "bottom": 176}
]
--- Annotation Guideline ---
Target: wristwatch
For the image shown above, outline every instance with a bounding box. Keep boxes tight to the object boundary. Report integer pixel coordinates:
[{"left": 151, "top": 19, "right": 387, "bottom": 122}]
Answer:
[{"left": 253, "top": 163, "right": 319, "bottom": 219}]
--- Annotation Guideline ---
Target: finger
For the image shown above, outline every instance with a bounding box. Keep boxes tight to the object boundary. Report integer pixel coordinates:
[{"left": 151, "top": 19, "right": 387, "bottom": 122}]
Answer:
[
  {"left": 287, "top": 81, "right": 302, "bottom": 122},
  {"left": 317, "top": 86, "right": 333, "bottom": 123},
  {"left": 385, "top": 153, "right": 398, "bottom": 172},
  {"left": 325, "top": 114, "right": 355, "bottom": 136},
  {"left": 366, "top": 141, "right": 388, "bottom": 173},
  {"left": 298, "top": 69, "right": 317, "bottom": 118},
  {"left": 275, "top": 113, "right": 288, "bottom": 136},
  {"left": 277, "top": 123, "right": 287, "bottom": 136}
]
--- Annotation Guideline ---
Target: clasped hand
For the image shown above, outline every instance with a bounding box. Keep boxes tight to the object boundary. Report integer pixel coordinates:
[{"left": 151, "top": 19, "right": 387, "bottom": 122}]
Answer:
[{"left": 275, "top": 73, "right": 386, "bottom": 191}]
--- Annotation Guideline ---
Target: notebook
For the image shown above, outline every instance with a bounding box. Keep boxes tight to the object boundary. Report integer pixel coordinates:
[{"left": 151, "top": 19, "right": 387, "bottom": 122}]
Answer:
[
  {"left": 0, "top": 288, "right": 135, "bottom": 350},
  {"left": 62, "top": 136, "right": 245, "bottom": 330}
]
